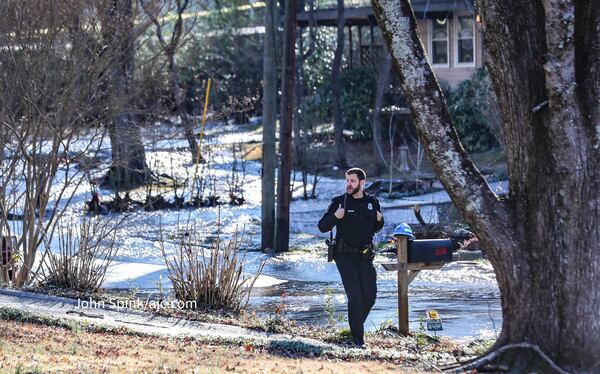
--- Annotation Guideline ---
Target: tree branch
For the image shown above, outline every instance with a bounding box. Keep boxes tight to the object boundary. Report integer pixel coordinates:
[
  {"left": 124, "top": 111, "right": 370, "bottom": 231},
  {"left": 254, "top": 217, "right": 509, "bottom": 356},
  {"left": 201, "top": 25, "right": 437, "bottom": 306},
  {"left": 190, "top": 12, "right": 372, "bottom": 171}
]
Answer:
[
  {"left": 140, "top": 0, "right": 168, "bottom": 49},
  {"left": 371, "top": 0, "right": 509, "bottom": 241}
]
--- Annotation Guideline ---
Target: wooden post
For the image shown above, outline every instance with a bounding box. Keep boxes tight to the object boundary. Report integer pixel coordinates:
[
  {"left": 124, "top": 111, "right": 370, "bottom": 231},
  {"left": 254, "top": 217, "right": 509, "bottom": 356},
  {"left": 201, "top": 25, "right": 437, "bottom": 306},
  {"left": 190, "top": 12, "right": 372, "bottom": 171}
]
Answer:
[{"left": 397, "top": 236, "right": 409, "bottom": 335}]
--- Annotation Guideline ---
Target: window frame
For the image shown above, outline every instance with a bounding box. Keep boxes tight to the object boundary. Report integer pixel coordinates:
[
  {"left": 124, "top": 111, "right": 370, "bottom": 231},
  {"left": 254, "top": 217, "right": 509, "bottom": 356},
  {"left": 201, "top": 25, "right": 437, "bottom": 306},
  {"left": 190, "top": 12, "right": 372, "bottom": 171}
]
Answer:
[
  {"left": 428, "top": 17, "right": 450, "bottom": 68},
  {"left": 453, "top": 13, "right": 476, "bottom": 67}
]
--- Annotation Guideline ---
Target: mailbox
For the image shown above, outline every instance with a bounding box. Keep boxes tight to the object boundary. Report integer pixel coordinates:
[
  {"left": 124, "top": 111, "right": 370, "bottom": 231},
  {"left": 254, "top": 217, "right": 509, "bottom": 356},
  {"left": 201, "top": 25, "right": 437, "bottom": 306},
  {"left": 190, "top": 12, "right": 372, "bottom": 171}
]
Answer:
[{"left": 408, "top": 239, "right": 453, "bottom": 263}]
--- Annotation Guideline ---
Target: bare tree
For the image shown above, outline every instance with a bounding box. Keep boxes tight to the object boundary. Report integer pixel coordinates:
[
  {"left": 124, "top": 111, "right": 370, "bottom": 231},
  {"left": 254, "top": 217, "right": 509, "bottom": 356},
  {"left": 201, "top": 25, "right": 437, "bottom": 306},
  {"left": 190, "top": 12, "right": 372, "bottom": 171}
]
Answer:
[
  {"left": 101, "top": 0, "right": 152, "bottom": 190},
  {"left": 371, "top": 46, "right": 392, "bottom": 174},
  {"left": 294, "top": 0, "right": 321, "bottom": 201},
  {"left": 372, "top": 0, "right": 600, "bottom": 370},
  {"left": 0, "top": 0, "right": 109, "bottom": 286},
  {"left": 141, "top": 0, "right": 200, "bottom": 162},
  {"left": 331, "top": 0, "right": 347, "bottom": 168},
  {"left": 293, "top": 0, "right": 316, "bottom": 165},
  {"left": 275, "top": 0, "right": 297, "bottom": 252}
]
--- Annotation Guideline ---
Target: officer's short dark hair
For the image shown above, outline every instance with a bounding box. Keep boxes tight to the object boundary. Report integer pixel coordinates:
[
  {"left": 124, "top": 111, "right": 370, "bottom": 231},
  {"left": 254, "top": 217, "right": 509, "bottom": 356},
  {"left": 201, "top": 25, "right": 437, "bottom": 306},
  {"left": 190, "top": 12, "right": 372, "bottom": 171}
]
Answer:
[{"left": 346, "top": 167, "right": 366, "bottom": 181}]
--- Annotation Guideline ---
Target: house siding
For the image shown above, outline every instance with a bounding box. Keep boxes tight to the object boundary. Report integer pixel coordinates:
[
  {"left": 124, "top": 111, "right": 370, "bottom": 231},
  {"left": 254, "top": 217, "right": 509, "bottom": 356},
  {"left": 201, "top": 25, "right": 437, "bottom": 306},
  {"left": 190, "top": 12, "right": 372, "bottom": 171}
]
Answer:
[{"left": 416, "top": 12, "right": 483, "bottom": 87}]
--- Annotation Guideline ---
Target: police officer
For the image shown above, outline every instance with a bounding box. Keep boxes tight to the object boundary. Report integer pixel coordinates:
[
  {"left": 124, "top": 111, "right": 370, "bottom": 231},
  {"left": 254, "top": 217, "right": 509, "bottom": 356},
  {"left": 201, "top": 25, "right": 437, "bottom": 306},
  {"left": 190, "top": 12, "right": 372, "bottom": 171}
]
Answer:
[{"left": 318, "top": 167, "right": 384, "bottom": 347}]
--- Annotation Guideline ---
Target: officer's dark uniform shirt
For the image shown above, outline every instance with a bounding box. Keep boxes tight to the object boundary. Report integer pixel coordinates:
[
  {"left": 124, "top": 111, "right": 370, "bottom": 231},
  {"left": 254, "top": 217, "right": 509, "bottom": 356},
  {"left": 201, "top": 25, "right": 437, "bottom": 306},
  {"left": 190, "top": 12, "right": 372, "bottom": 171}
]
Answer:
[{"left": 318, "top": 192, "right": 384, "bottom": 249}]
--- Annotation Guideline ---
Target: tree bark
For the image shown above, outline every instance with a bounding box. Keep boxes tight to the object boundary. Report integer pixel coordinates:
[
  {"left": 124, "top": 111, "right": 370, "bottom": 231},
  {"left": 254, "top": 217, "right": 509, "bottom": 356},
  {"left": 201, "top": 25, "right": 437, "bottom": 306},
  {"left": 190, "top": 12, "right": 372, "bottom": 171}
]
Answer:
[
  {"left": 372, "top": 0, "right": 600, "bottom": 370},
  {"left": 142, "top": 0, "right": 199, "bottom": 162},
  {"left": 371, "top": 46, "right": 392, "bottom": 174},
  {"left": 331, "top": 0, "right": 347, "bottom": 168},
  {"left": 102, "top": 0, "right": 150, "bottom": 191},
  {"left": 275, "top": 0, "right": 296, "bottom": 252},
  {"left": 261, "top": 0, "right": 277, "bottom": 251}
]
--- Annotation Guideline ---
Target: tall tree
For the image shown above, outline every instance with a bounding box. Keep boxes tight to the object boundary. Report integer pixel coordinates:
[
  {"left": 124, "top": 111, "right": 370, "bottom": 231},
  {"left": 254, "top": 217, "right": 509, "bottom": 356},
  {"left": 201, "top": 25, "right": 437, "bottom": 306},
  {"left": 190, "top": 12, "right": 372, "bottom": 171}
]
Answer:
[
  {"left": 0, "top": 0, "right": 111, "bottom": 285},
  {"left": 293, "top": 0, "right": 316, "bottom": 200},
  {"left": 331, "top": 0, "right": 347, "bottom": 168},
  {"left": 372, "top": 0, "right": 600, "bottom": 370},
  {"left": 261, "top": 0, "right": 277, "bottom": 251},
  {"left": 371, "top": 46, "right": 392, "bottom": 174},
  {"left": 141, "top": 0, "right": 199, "bottom": 162},
  {"left": 102, "top": 0, "right": 151, "bottom": 190},
  {"left": 275, "top": 0, "right": 297, "bottom": 252},
  {"left": 293, "top": 0, "right": 316, "bottom": 164}
]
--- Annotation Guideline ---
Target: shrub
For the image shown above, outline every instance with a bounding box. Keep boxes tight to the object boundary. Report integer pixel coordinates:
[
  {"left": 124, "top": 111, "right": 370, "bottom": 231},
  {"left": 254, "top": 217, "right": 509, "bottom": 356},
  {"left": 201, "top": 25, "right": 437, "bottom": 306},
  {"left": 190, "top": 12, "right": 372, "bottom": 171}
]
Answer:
[
  {"left": 39, "top": 216, "right": 120, "bottom": 293},
  {"left": 300, "top": 68, "right": 376, "bottom": 140},
  {"left": 341, "top": 68, "right": 376, "bottom": 140},
  {"left": 447, "top": 69, "right": 501, "bottom": 152},
  {"left": 160, "top": 217, "right": 264, "bottom": 313}
]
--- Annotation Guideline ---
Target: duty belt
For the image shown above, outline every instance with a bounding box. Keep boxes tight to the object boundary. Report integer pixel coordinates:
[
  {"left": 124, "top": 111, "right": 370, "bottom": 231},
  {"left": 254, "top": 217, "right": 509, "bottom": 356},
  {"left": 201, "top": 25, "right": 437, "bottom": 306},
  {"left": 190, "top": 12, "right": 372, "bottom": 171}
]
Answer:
[{"left": 337, "top": 242, "right": 374, "bottom": 254}]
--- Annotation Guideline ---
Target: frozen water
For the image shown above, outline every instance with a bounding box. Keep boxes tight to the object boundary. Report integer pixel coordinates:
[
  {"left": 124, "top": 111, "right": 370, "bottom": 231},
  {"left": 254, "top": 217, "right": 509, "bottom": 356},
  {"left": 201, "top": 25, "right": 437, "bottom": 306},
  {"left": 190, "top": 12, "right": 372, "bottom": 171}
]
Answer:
[{"left": 6, "top": 123, "right": 503, "bottom": 339}]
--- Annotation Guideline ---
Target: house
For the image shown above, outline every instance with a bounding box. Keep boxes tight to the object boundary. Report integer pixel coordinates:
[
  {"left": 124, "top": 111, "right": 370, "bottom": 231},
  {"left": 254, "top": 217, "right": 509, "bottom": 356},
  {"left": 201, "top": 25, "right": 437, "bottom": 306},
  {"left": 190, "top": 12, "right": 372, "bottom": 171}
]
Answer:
[{"left": 297, "top": 0, "right": 483, "bottom": 87}]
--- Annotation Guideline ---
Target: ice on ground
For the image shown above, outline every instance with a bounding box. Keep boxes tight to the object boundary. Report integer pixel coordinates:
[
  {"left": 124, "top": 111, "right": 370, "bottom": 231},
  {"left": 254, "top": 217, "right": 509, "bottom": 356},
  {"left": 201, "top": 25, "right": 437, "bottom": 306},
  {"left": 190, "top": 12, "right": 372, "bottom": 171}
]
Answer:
[{"left": 3, "top": 124, "right": 503, "bottom": 338}]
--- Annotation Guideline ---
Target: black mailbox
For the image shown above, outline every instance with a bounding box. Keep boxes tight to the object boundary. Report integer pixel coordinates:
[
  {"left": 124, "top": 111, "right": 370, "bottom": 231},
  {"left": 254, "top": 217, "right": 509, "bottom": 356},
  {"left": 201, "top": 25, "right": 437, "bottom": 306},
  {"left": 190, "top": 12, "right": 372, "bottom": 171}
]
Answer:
[{"left": 408, "top": 239, "right": 453, "bottom": 263}]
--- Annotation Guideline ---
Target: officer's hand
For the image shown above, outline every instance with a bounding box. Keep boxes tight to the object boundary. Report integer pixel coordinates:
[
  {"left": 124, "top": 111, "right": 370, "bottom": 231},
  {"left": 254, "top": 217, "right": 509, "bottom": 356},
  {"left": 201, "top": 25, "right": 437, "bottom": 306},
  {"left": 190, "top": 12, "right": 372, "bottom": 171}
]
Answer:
[
  {"left": 376, "top": 211, "right": 383, "bottom": 222},
  {"left": 334, "top": 204, "right": 345, "bottom": 219}
]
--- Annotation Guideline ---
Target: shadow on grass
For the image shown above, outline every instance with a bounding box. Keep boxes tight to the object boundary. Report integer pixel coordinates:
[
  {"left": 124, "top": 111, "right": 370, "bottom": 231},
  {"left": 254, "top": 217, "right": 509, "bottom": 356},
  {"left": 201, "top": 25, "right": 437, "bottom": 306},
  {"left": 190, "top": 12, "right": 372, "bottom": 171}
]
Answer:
[{"left": 266, "top": 339, "right": 326, "bottom": 357}]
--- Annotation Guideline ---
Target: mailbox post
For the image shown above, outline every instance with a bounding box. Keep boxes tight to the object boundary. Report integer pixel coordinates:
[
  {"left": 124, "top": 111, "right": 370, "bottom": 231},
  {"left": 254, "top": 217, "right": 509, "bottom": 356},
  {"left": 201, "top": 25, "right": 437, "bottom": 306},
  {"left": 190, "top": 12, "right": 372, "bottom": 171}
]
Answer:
[
  {"left": 387, "top": 223, "right": 452, "bottom": 336},
  {"left": 393, "top": 223, "right": 414, "bottom": 336}
]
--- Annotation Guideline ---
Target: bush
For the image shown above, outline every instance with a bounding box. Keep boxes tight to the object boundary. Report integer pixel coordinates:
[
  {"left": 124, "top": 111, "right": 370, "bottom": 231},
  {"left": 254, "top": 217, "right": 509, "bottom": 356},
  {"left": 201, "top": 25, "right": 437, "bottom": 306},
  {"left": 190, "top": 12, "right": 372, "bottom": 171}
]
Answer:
[
  {"left": 447, "top": 69, "right": 501, "bottom": 152},
  {"left": 39, "top": 216, "right": 120, "bottom": 293},
  {"left": 340, "top": 68, "right": 376, "bottom": 140},
  {"left": 160, "top": 217, "right": 264, "bottom": 313},
  {"left": 300, "top": 84, "right": 332, "bottom": 131},
  {"left": 300, "top": 68, "right": 376, "bottom": 140}
]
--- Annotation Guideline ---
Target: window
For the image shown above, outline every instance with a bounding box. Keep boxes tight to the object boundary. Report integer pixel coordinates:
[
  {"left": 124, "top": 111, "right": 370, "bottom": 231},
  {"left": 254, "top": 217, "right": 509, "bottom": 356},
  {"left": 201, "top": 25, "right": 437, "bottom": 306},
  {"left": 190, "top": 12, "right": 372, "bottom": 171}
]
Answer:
[
  {"left": 430, "top": 18, "right": 449, "bottom": 65},
  {"left": 456, "top": 16, "right": 475, "bottom": 65}
]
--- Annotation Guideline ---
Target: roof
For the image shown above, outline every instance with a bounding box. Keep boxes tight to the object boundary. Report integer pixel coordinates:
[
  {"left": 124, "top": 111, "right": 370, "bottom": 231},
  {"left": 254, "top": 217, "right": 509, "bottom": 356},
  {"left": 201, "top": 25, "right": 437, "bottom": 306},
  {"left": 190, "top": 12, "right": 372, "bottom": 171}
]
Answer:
[{"left": 297, "top": 0, "right": 475, "bottom": 27}]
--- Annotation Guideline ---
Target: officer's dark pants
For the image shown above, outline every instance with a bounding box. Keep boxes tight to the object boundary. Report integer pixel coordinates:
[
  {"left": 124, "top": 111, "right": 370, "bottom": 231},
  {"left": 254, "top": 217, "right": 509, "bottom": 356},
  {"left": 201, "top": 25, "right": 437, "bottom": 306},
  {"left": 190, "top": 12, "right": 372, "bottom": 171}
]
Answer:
[{"left": 335, "top": 255, "right": 377, "bottom": 344}]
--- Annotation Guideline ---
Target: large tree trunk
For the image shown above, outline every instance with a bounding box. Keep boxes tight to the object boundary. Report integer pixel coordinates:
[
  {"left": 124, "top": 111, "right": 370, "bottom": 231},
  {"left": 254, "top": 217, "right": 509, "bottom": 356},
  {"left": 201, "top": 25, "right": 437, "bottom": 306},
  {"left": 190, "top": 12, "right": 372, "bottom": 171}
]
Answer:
[
  {"left": 331, "top": 0, "right": 347, "bottom": 168},
  {"left": 107, "top": 114, "right": 150, "bottom": 191},
  {"left": 371, "top": 46, "right": 392, "bottom": 174},
  {"left": 261, "top": 0, "right": 277, "bottom": 251},
  {"left": 371, "top": 0, "right": 600, "bottom": 371},
  {"left": 275, "top": 0, "right": 296, "bottom": 252},
  {"left": 102, "top": 0, "right": 150, "bottom": 191}
]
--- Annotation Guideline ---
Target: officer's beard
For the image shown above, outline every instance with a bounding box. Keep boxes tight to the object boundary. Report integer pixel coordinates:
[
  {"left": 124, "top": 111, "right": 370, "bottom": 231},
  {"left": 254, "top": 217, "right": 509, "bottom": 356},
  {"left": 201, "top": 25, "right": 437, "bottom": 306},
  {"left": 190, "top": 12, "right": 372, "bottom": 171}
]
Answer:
[{"left": 347, "top": 185, "right": 361, "bottom": 195}]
